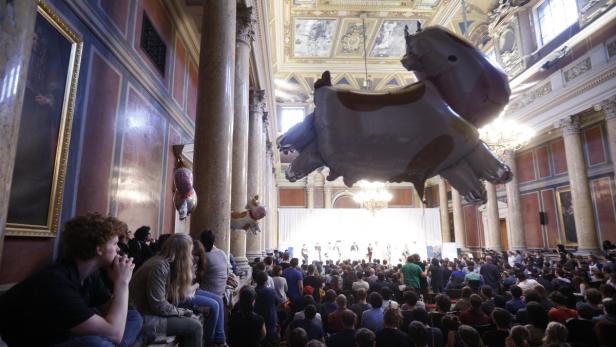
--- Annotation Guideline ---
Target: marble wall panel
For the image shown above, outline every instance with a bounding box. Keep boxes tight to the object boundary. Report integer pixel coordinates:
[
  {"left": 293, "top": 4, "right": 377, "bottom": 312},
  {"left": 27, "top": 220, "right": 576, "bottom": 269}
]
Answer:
[
  {"left": 0, "top": 238, "right": 53, "bottom": 284},
  {"left": 536, "top": 146, "right": 551, "bottom": 178},
  {"left": 463, "top": 204, "right": 480, "bottom": 247},
  {"left": 592, "top": 177, "right": 616, "bottom": 242},
  {"left": 279, "top": 188, "right": 306, "bottom": 207},
  {"left": 390, "top": 189, "right": 412, "bottom": 206},
  {"left": 516, "top": 150, "right": 536, "bottom": 183},
  {"left": 116, "top": 86, "right": 166, "bottom": 236},
  {"left": 541, "top": 189, "right": 560, "bottom": 248},
  {"left": 172, "top": 37, "right": 186, "bottom": 108},
  {"left": 187, "top": 60, "right": 198, "bottom": 121},
  {"left": 521, "top": 192, "right": 543, "bottom": 248},
  {"left": 583, "top": 125, "right": 606, "bottom": 166},
  {"left": 550, "top": 138, "right": 568, "bottom": 174},
  {"left": 75, "top": 52, "right": 121, "bottom": 216},
  {"left": 100, "top": 0, "right": 130, "bottom": 36}
]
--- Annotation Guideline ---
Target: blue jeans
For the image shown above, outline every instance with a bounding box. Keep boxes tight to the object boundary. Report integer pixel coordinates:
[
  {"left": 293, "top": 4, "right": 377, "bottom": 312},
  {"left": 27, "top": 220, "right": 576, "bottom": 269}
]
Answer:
[
  {"left": 51, "top": 309, "right": 143, "bottom": 347},
  {"left": 191, "top": 289, "right": 226, "bottom": 344}
]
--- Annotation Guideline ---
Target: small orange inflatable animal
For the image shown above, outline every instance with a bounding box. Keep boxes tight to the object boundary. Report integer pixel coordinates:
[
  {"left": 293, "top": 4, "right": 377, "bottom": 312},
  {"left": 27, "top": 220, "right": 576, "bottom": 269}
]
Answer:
[{"left": 231, "top": 195, "right": 267, "bottom": 234}]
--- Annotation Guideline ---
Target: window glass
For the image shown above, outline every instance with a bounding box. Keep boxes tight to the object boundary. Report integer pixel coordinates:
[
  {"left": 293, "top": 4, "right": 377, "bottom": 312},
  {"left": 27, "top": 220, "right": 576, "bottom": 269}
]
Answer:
[
  {"left": 537, "top": 0, "right": 578, "bottom": 46},
  {"left": 280, "top": 107, "right": 305, "bottom": 133}
]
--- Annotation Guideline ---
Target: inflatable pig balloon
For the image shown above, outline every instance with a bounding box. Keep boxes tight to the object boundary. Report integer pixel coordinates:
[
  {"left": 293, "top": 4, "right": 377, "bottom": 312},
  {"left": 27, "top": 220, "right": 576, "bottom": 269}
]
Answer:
[
  {"left": 173, "top": 166, "right": 197, "bottom": 220},
  {"left": 278, "top": 26, "right": 512, "bottom": 203},
  {"left": 231, "top": 195, "right": 267, "bottom": 235}
]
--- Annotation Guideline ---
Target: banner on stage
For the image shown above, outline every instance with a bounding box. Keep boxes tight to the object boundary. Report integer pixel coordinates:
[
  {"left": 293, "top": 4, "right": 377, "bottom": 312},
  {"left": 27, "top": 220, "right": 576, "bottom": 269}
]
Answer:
[
  {"left": 426, "top": 245, "right": 442, "bottom": 259},
  {"left": 442, "top": 242, "right": 458, "bottom": 260}
]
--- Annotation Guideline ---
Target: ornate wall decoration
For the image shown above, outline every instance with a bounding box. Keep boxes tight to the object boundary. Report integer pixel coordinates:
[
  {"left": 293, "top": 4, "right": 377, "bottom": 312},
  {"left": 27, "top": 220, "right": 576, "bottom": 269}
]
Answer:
[
  {"left": 494, "top": 17, "right": 524, "bottom": 78},
  {"left": 607, "top": 39, "right": 616, "bottom": 59},
  {"left": 563, "top": 57, "right": 592, "bottom": 83},
  {"left": 508, "top": 81, "right": 552, "bottom": 111},
  {"left": 334, "top": 18, "right": 377, "bottom": 57},
  {"left": 370, "top": 19, "right": 421, "bottom": 58},
  {"left": 579, "top": 0, "right": 612, "bottom": 25}
]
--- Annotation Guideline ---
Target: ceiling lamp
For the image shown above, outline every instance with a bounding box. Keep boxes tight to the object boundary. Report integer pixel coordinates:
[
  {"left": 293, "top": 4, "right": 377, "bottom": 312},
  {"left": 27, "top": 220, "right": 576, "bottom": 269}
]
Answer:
[
  {"left": 353, "top": 180, "right": 393, "bottom": 212},
  {"left": 479, "top": 113, "right": 535, "bottom": 157}
]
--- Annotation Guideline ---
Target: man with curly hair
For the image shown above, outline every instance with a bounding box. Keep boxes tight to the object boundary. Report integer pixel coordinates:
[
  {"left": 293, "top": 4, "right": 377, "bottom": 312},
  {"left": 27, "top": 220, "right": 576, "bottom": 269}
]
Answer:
[{"left": 0, "top": 213, "right": 142, "bottom": 346}]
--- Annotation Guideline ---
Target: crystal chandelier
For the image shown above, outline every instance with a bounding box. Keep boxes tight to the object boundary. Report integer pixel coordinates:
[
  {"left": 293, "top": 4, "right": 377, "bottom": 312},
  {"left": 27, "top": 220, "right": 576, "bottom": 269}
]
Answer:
[
  {"left": 353, "top": 180, "right": 393, "bottom": 212},
  {"left": 479, "top": 114, "right": 535, "bottom": 158}
]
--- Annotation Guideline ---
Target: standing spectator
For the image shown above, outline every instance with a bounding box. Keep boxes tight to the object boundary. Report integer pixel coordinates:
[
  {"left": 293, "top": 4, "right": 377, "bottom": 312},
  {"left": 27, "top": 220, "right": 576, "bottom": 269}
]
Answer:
[
  {"left": 408, "top": 321, "right": 429, "bottom": 347},
  {"left": 517, "top": 272, "right": 540, "bottom": 293},
  {"left": 429, "top": 294, "right": 451, "bottom": 332},
  {"left": 353, "top": 271, "right": 371, "bottom": 292},
  {"left": 429, "top": 258, "right": 445, "bottom": 293},
  {"left": 541, "top": 322, "right": 569, "bottom": 347},
  {"left": 506, "top": 285, "right": 525, "bottom": 315},
  {"left": 327, "top": 294, "right": 356, "bottom": 333},
  {"left": 481, "top": 256, "right": 501, "bottom": 293},
  {"left": 356, "top": 328, "right": 376, "bottom": 347},
  {"left": 460, "top": 294, "right": 491, "bottom": 326},
  {"left": 288, "top": 328, "right": 308, "bottom": 347},
  {"left": 375, "top": 307, "right": 407, "bottom": 347},
  {"left": 401, "top": 256, "right": 425, "bottom": 291},
  {"left": 229, "top": 286, "right": 266, "bottom": 347},
  {"left": 254, "top": 270, "right": 280, "bottom": 347},
  {"left": 410, "top": 307, "right": 445, "bottom": 347},
  {"left": 362, "top": 292, "right": 385, "bottom": 332},
  {"left": 350, "top": 288, "right": 371, "bottom": 328},
  {"left": 272, "top": 265, "right": 288, "bottom": 303},
  {"left": 199, "top": 230, "right": 229, "bottom": 298},
  {"left": 319, "top": 289, "right": 339, "bottom": 321},
  {"left": 453, "top": 287, "right": 473, "bottom": 312},
  {"left": 565, "top": 303, "right": 598, "bottom": 347},
  {"left": 524, "top": 302, "right": 548, "bottom": 347},
  {"left": 304, "top": 264, "right": 322, "bottom": 303},
  {"left": 0, "top": 213, "right": 141, "bottom": 347},
  {"left": 547, "top": 292, "right": 576, "bottom": 323},
  {"left": 288, "top": 304, "right": 324, "bottom": 342},
  {"left": 283, "top": 258, "right": 304, "bottom": 312},
  {"left": 327, "top": 310, "right": 357, "bottom": 347},
  {"left": 506, "top": 325, "right": 531, "bottom": 347}
]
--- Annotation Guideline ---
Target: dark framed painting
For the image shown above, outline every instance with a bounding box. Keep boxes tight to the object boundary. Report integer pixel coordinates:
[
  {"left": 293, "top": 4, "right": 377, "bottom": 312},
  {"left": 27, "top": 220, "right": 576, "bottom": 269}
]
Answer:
[
  {"left": 6, "top": 1, "right": 82, "bottom": 237},
  {"left": 556, "top": 187, "right": 577, "bottom": 245}
]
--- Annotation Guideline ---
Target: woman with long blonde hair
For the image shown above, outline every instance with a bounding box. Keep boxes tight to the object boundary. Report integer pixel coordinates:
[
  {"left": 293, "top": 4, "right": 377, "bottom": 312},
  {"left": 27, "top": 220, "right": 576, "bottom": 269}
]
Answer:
[{"left": 130, "top": 233, "right": 202, "bottom": 347}]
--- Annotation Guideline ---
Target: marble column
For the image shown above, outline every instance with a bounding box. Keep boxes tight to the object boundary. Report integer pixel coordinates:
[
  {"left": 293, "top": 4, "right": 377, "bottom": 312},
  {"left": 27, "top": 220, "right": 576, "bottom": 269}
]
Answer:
[
  {"left": 246, "top": 91, "right": 265, "bottom": 261},
  {"left": 324, "top": 186, "right": 333, "bottom": 208},
  {"left": 451, "top": 188, "right": 466, "bottom": 250},
  {"left": 559, "top": 116, "right": 599, "bottom": 252},
  {"left": 306, "top": 174, "right": 315, "bottom": 208},
  {"left": 438, "top": 178, "right": 452, "bottom": 242},
  {"left": 504, "top": 150, "right": 525, "bottom": 250},
  {"left": 264, "top": 151, "right": 274, "bottom": 253},
  {"left": 485, "top": 182, "right": 502, "bottom": 251},
  {"left": 229, "top": 4, "right": 254, "bottom": 275},
  {"left": 260, "top": 113, "right": 269, "bottom": 256},
  {"left": 0, "top": 0, "right": 41, "bottom": 267},
  {"left": 601, "top": 97, "right": 616, "bottom": 176},
  {"left": 190, "top": 0, "right": 236, "bottom": 253}
]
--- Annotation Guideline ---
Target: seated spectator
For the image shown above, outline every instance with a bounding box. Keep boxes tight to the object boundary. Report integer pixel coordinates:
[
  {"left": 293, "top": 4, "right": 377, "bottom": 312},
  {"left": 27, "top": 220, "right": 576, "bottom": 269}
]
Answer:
[
  {"left": 288, "top": 327, "right": 309, "bottom": 347},
  {"left": 480, "top": 285, "right": 496, "bottom": 315},
  {"left": 0, "top": 214, "right": 142, "bottom": 347},
  {"left": 429, "top": 294, "right": 452, "bottom": 332},
  {"left": 542, "top": 321, "right": 569, "bottom": 347},
  {"left": 350, "top": 288, "right": 371, "bottom": 327},
  {"left": 482, "top": 308, "right": 512, "bottom": 347},
  {"left": 460, "top": 294, "right": 491, "bottom": 326},
  {"left": 507, "top": 325, "right": 531, "bottom": 347},
  {"left": 130, "top": 233, "right": 202, "bottom": 347},
  {"left": 410, "top": 307, "right": 445, "bottom": 347},
  {"left": 326, "top": 310, "right": 356, "bottom": 347},
  {"left": 254, "top": 270, "right": 280, "bottom": 346},
  {"left": 447, "top": 263, "right": 466, "bottom": 289},
  {"left": 229, "top": 286, "right": 266, "bottom": 347},
  {"left": 594, "top": 319, "right": 616, "bottom": 347},
  {"left": 452, "top": 287, "right": 473, "bottom": 312},
  {"left": 375, "top": 307, "right": 408, "bottom": 347},
  {"left": 517, "top": 272, "right": 541, "bottom": 293},
  {"left": 381, "top": 287, "right": 398, "bottom": 309},
  {"left": 327, "top": 294, "right": 356, "bottom": 333},
  {"left": 128, "top": 225, "right": 155, "bottom": 268},
  {"left": 524, "top": 302, "right": 548, "bottom": 347},
  {"left": 304, "top": 265, "right": 323, "bottom": 303},
  {"left": 506, "top": 285, "right": 525, "bottom": 314},
  {"left": 289, "top": 304, "right": 324, "bottom": 342},
  {"left": 401, "top": 289, "right": 426, "bottom": 311},
  {"left": 356, "top": 328, "right": 376, "bottom": 347},
  {"left": 515, "top": 289, "right": 543, "bottom": 325},
  {"left": 442, "top": 314, "right": 461, "bottom": 347},
  {"left": 565, "top": 303, "right": 598, "bottom": 347},
  {"left": 548, "top": 292, "right": 576, "bottom": 323},
  {"left": 408, "top": 321, "right": 429, "bottom": 347},
  {"left": 456, "top": 325, "right": 482, "bottom": 347},
  {"left": 464, "top": 265, "right": 483, "bottom": 291},
  {"left": 551, "top": 269, "right": 573, "bottom": 292},
  {"left": 534, "top": 285, "right": 554, "bottom": 311},
  {"left": 362, "top": 292, "right": 385, "bottom": 332}
]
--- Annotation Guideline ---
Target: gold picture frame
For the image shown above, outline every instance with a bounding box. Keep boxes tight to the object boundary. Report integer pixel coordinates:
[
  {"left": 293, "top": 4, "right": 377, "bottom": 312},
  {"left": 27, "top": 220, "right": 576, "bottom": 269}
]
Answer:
[
  {"left": 5, "top": 1, "right": 82, "bottom": 237},
  {"left": 555, "top": 187, "right": 578, "bottom": 246}
]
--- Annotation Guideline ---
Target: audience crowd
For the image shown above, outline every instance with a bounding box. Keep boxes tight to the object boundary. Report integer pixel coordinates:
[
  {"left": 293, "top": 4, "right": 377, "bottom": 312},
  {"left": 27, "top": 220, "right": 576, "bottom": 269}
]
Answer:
[{"left": 1, "top": 212, "right": 616, "bottom": 347}]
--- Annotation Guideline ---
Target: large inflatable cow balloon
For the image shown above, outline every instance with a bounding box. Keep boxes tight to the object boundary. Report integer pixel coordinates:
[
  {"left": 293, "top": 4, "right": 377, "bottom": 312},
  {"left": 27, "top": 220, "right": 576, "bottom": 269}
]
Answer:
[{"left": 277, "top": 26, "right": 512, "bottom": 203}]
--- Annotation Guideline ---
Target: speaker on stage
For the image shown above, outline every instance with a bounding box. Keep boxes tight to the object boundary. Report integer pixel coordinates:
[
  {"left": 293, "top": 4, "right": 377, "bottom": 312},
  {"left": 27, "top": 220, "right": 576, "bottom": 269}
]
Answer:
[{"left": 539, "top": 212, "right": 546, "bottom": 225}]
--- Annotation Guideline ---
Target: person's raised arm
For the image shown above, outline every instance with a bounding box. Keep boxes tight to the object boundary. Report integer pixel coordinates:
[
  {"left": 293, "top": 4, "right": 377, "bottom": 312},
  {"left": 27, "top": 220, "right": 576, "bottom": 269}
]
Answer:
[{"left": 70, "top": 255, "right": 134, "bottom": 344}]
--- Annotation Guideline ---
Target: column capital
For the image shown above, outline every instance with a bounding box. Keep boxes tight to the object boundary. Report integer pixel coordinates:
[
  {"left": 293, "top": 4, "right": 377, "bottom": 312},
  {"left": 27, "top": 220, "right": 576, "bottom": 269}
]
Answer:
[
  {"left": 236, "top": 4, "right": 255, "bottom": 45},
  {"left": 599, "top": 96, "right": 616, "bottom": 121},
  {"left": 249, "top": 89, "right": 266, "bottom": 114},
  {"left": 556, "top": 115, "right": 582, "bottom": 135}
]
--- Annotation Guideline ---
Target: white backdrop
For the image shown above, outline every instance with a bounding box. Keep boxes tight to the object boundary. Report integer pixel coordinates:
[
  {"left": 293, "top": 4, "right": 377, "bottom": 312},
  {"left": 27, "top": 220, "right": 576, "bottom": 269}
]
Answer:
[{"left": 278, "top": 208, "right": 441, "bottom": 262}]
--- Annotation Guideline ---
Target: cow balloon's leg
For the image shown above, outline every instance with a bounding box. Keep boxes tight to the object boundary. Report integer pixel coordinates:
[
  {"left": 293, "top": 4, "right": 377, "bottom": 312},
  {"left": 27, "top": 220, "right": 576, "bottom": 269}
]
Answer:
[
  {"left": 284, "top": 141, "right": 325, "bottom": 182},
  {"left": 466, "top": 142, "right": 513, "bottom": 184},
  {"left": 440, "top": 159, "right": 486, "bottom": 203}
]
